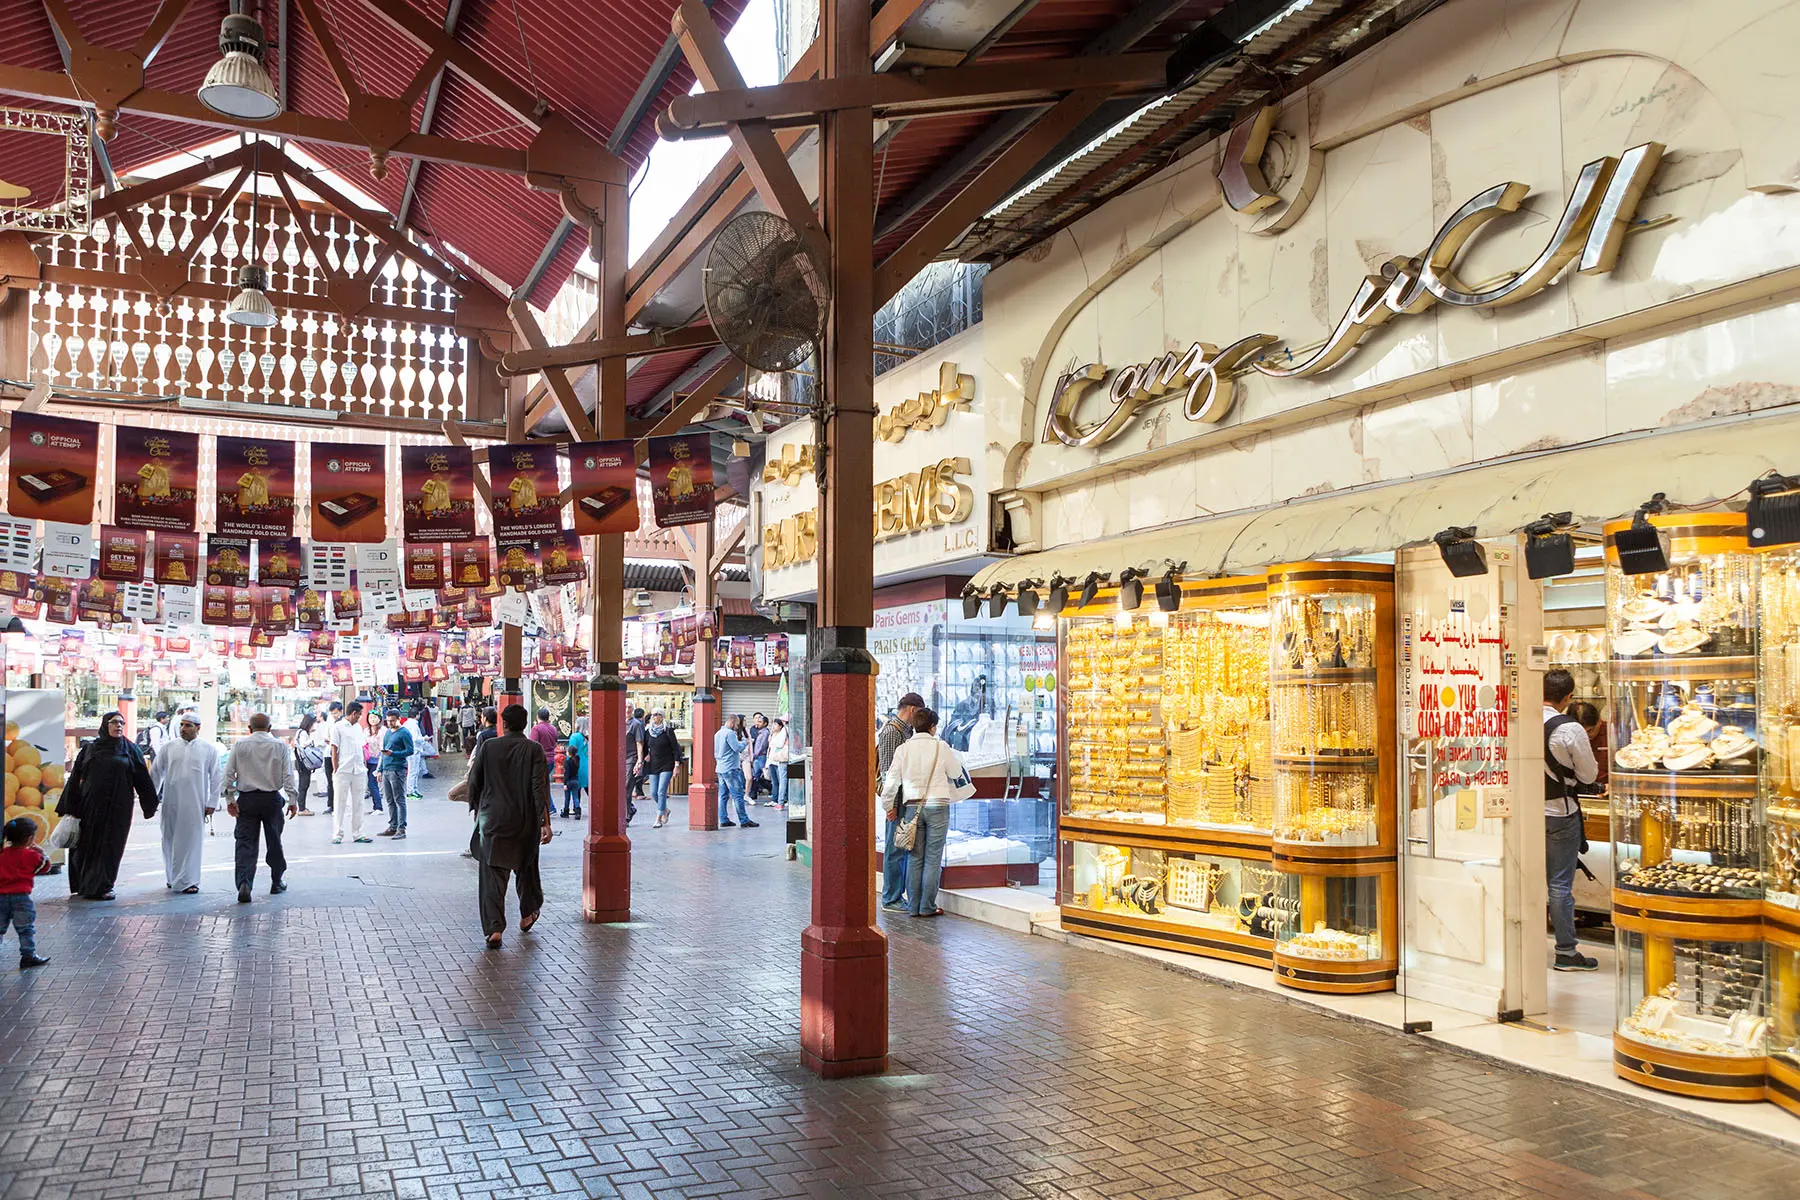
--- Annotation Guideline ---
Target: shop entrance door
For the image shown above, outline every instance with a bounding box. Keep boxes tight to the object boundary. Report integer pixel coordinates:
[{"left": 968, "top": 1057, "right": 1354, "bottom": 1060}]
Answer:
[{"left": 1396, "top": 541, "right": 1542, "bottom": 1019}]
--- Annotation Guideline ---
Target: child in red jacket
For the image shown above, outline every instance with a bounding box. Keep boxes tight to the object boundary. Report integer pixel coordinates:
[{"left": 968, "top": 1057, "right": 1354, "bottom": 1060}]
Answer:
[{"left": 0, "top": 817, "right": 50, "bottom": 969}]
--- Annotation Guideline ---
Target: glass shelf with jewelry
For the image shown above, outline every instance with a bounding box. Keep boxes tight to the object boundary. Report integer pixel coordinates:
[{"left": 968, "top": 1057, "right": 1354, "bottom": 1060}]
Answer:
[
  {"left": 1762, "top": 547, "right": 1800, "bottom": 913},
  {"left": 1604, "top": 513, "right": 1763, "bottom": 902},
  {"left": 1062, "top": 612, "right": 1167, "bottom": 824},
  {"left": 1163, "top": 598, "right": 1274, "bottom": 835},
  {"left": 1264, "top": 561, "right": 1399, "bottom": 995},
  {"left": 1613, "top": 929, "right": 1770, "bottom": 1101},
  {"left": 1059, "top": 841, "right": 1282, "bottom": 966}
]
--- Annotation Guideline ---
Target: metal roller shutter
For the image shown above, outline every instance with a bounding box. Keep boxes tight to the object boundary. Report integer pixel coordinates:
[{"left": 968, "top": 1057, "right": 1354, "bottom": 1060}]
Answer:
[{"left": 719, "top": 679, "right": 782, "bottom": 725}]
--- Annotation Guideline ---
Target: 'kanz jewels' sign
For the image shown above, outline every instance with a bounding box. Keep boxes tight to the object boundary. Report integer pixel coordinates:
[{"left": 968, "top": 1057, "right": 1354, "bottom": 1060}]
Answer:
[{"left": 1041, "top": 142, "right": 1664, "bottom": 448}]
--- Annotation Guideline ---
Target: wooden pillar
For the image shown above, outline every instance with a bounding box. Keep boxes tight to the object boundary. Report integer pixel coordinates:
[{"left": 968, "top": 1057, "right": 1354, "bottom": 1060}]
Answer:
[
  {"left": 498, "top": 351, "right": 526, "bottom": 710},
  {"left": 686, "top": 517, "right": 721, "bottom": 829},
  {"left": 585, "top": 184, "right": 632, "bottom": 923},
  {"left": 800, "top": 0, "right": 885, "bottom": 1080}
]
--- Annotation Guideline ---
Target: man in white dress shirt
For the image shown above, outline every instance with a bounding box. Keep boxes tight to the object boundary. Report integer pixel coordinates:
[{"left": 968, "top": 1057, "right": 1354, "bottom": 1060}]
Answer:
[
  {"left": 329, "top": 700, "right": 372, "bottom": 845},
  {"left": 154, "top": 712, "right": 220, "bottom": 894},
  {"left": 224, "top": 713, "right": 299, "bottom": 904}
]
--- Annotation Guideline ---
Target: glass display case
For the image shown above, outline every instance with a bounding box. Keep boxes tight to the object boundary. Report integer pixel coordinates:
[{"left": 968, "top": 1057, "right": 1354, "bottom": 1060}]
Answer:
[
  {"left": 1604, "top": 512, "right": 1770, "bottom": 1098},
  {"left": 1059, "top": 840, "right": 1279, "bottom": 967},
  {"left": 1064, "top": 613, "right": 1166, "bottom": 823},
  {"left": 1764, "top": 549, "right": 1800, "bottom": 912},
  {"left": 1266, "top": 561, "right": 1398, "bottom": 994},
  {"left": 1163, "top": 605, "right": 1273, "bottom": 833},
  {"left": 1769, "top": 932, "right": 1800, "bottom": 1115}
]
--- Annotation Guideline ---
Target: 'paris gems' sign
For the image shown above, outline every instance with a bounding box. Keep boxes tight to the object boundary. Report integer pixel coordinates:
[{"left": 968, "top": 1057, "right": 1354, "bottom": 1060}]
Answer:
[{"left": 1042, "top": 142, "right": 1663, "bottom": 448}]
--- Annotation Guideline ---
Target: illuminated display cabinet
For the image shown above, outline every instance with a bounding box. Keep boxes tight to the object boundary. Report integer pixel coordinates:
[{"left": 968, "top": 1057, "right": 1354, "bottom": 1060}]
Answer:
[
  {"left": 1265, "top": 562, "right": 1398, "bottom": 994},
  {"left": 1605, "top": 512, "right": 1771, "bottom": 1100},
  {"left": 1760, "top": 544, "right": 1800, "bottom": 1114}
]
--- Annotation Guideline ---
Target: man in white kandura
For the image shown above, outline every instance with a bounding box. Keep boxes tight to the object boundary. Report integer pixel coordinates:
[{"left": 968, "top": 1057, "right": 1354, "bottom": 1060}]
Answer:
[{"left": 154, "top": 712, "right": 220, "bottom": 894}]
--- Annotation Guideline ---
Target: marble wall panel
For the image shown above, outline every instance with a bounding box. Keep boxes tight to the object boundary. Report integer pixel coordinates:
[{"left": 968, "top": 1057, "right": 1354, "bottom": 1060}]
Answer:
[
  {"left": 1359, "top": 383, "right": 1476, "bottom": 484},
  {"left": 1124, "top": 456, "right": 1200, "bottom": 530},
  {"left": 1603, "top": 298, "right": 1800, "bottom": 432},
  {"left": 1267, "top": 410, "right": 1360, "bottom": 502},
  {"left": 1193, "top": 431, "right": 1276, "bottom": 515},
  {"left": 1469, "top": 345, "right": 1606, "bottom": 460}
]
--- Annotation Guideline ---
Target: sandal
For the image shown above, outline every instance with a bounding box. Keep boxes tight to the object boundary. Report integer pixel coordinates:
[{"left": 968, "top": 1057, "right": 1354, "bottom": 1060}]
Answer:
[
  {"left": 519, "top": 911, "right": 540, "bottom": 933},
  {"left": 485, "top": 933, "right": 502, "bottom": 949}
]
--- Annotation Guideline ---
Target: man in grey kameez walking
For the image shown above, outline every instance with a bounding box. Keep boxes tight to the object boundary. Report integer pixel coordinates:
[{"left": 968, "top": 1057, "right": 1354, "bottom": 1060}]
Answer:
[{"left": 465, "top": 703, "right": 552, "bottom": 949}]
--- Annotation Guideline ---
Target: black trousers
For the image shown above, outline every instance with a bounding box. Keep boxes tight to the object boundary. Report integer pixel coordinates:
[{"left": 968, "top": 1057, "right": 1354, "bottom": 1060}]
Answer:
[
  {"left": 478, "top": 856, "right": 543, "bottom": 936},
  {"left": 234, "top": 791, "right": 288, "bottom": 891}
]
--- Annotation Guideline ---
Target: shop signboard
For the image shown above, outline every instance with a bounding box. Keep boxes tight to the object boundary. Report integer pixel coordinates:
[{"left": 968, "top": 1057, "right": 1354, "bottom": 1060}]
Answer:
[
  {"left": 567, "top": 440, "right": 639, "bottom": 534},
  {"left": 215, "top": 436, "right": 295, "bottom": 539},
  {"left": 539, "top": 530, "right": 585, "bottom": 586},
  {"left": 7, "top": 413, "right": 98, "bottom": 525},
  {"left": 400, "top": 445, "right": 477, "bottom": 542},
  {"left": 488, "top": 442, "right": 561, "bottom": 541},
  {"left": 111, "top": 426, "right": 199, "bottom": 532},
  {"left": 153, "top": 531, "right": 201, "bottom": 586},
  {"left": 96, "top": 526, "right": 146, "bottom": 582},
  {"left": 205, "top": 536, "right": 250, "bottom": 588},
  {"left": 257, "top": 537, "right": 303, "bottom": 588},
  {"left": 646, "top": 434, "right": 714, "bottom": 528},
  {"left": 309, "top": 442, "right": 387, "bottom": 543}
]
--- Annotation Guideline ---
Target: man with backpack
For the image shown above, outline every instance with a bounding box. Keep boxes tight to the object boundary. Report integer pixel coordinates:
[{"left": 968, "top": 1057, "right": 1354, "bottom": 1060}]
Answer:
[
  {"left": 138, "top": 711, "right": 171, "bottom": 764},
  {"left": 1544, "top": 669, "right": 1600, "bottom": 972}
]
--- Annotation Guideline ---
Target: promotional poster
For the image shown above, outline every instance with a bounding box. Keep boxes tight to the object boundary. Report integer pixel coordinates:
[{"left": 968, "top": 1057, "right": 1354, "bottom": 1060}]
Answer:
[
  {"left": 447, "top": 539, "right": 492, "bottom": 588},
  {"left": 7, "top": 413, "right": 99, "bottom": 525},
  {"left": 205, "top": 536, "right": 251, "bottom": 589},
  {"left": 646, "top": 434, "right": 715, "bottom": 528},
  {"left": 112, "top": 426, "right": 200, "bottom": 531},
  {"left": 331, "top": 584, "right": 363, "bottom": 620},
  {"left": 296, "top": 588, "right": 327, "bottom": 630},
  {"left": 153, "top": 531, "right": 201, "bottom": 586},
  {"left": 496, "top": 540, "right": 538, "bottom": 590},
  {"left": 2, "top": 689, "right": 69, "bottom": 856},
  {"left": 257, "top": 537, "right": 304, "bottom": 588},
  {"left": 400, "top": 445, "right": 476, "bottom": 542},
  {"left": 539, "top": 529, "right": 586, "bottom": 586},
  {"left": 489, "top": 443, "right": 562, "bottom": 541},
  {"left": 310, "top": 442, "right": 388, "bottom": 543},
  {"left": 215, "top": 436, "right": 296, "bottom": 539},
  {"left": 567, "top": 440, "right": 639, "bottom": 535},
  {"left": 254, "top": 586, "right": 294, "bottom": 630},
  {"left": 0, "top": 568, "right": 29, "bottom": 598},
  {"left": 96, "top": 526, "right": 147, "bottom": 582},
  {"left": 201, "top": 584, "right": 231, "bottom": 626},
  {"left": 403, "top": 544, "right": 443, "bottom": 590},
  {"left": 76, "top": 576, "right": 118, "bottom": 622}
]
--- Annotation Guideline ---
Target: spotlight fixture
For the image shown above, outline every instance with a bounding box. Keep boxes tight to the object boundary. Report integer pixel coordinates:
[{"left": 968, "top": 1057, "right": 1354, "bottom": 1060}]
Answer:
[
  {"left": 1046, "top": 573, "right": 1072, "bottom": 615},
  {"left": 1614, "top": 494, "right": 1671, "bottom": 576},
  {"left": 987, "top": 584, "right": 1010, "bottom": 619},
  {"left": 1748, "top": 472, "right": 1800, "bottom": 547},
  {"left": 1523, "top": 512, "right": 1577, "bottom": 580},
  {"left": 198, "top": 4, "right": 282, "bottom": 121},
  {"left": 1077, "top": 572, "right": 1104, "bottom": 609},
  {"left": 1118, "top": 567, "right": 1146, "bottom": 612},
  {"left": 961, "top": 584, "right": 982, "bottom": 620},
  {"left": 1015, "top": 579, "right": 1043, "bottom": 618},
  {"left": 1155, "top": 561, "right": 1187, "bottom": 612},
  {"left": 1432, "top": 526, "right": 1487, "bottom": 578},
  {"left": 225, "top": 264, "right": 277, "bottom": 327}
]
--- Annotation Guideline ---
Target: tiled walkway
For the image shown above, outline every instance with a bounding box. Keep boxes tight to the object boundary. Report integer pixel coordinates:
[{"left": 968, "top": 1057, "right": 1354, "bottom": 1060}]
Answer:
[{"left": 2, "top": 758, "right": 1797, "bottom": 1200}]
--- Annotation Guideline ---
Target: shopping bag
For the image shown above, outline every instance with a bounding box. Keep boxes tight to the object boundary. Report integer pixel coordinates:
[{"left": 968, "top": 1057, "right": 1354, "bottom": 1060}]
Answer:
[{"left": 45, "top": 814, "right": 79, "bottom": 851}]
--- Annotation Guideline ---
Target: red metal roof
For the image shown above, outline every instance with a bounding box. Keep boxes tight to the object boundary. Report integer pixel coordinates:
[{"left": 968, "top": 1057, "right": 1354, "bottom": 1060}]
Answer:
[{"left": 0, "top": 0, "right": 745, "bottom": 300}]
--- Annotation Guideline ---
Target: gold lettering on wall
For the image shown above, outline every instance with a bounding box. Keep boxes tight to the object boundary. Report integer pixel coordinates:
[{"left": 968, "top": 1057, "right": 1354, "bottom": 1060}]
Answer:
[
  {"left": 1042, "top": 141, "right": 1665, "bottom": 445},
  {"left": 768, "top": 457, "right": 974, "bottom": 569},
  {"left": 875, "top": 361, "right": 975, "bottom": 443}
]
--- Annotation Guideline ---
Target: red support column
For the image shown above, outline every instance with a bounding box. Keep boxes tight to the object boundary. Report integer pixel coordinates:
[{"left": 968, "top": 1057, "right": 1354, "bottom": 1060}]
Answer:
[
  {"left": 583, "top": 669, "right": 630, "bottom": 922},
  {"left": 801, "top": 638, "right": 886, "bottom": 1077},
  {"left": 687, "top": 689, "right": 720, "bottom": 829},
  {"left": 497, "top": 678, "right": 525, "bottom": 712}
]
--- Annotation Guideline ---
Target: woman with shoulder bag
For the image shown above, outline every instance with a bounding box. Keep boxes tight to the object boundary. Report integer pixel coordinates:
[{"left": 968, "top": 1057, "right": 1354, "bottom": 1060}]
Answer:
[
  {"left": 880, "top": 707, "right": 973, "bottom": 917},
  {"left": 291, "top": 713, "right": 324, "bottom": 816},
  {"left": 640, "top": 712, "right": 683, "bottom": 829}
]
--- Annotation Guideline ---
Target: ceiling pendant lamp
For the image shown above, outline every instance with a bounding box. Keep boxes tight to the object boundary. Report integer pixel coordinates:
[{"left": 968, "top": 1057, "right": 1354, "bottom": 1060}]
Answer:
[
  {"left": 226, "top": 165, "right": 277, "bottom": 327},
  {"left": 199, "top": 3, "right": 282, "bottom": 121}
]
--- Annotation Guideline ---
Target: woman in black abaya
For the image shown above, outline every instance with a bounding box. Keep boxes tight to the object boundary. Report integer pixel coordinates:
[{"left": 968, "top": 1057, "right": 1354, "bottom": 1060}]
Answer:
[{"left": 58, "top": 711, "right": 159, "bottom": 900}]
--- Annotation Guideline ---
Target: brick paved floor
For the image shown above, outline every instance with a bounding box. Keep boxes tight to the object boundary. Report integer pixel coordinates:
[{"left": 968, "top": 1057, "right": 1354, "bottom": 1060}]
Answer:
[{"left": 2, "top": 758, "right": 1797, "bottom": 1200}]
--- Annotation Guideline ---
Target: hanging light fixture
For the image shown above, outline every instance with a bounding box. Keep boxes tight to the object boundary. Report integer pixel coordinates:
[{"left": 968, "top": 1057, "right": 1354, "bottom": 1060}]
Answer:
[
  {"left": 1155, "top": 561, "right": 1186, "bottom": 612},
  {"left": 199, "top": 3, "right": 282, "bottom": 121},
  {"left": 1614, "top": 494, "right": 1671, "bottom": 576},
  {"left": 1432, "top": 526, "right": 1487, "bottom": 578},
  {"left": 1078, "top": 572, "right": 1106, "bottom": 609},
  {"left": 1046, "top": 573, "right": 1072, "bottom": 616},
  {"left": 226, "top": 161, "right": 277, "bottom": 328},
  {"left": 960, "top": 584, "right": 982, "bottom": 620},
  {"left": 1117, "top": 567, "right": 1146, "bottom": 612},
  {"left": 1748, "top": 471, "right": 1800, "bottom": 547},
  {"left": 987, "top": 584, "right": 1010, "bottom": 619},
  {"left": 1523, "top": 512, "right": 1577, "bottom": 580},
  {"left": 1015, "top": 579, "right": 1042, "bottom": 618}
]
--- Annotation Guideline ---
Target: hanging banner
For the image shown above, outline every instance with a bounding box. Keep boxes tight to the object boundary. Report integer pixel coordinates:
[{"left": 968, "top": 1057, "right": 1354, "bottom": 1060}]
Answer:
[
  {"left": 205, "top": 537, "right": 251, "bottom": 589},
  {"left": 646, "top": 434, "right": 715, "bottom": 528},
  {"left": 0, "top": 568, "right": 29, "bottom": 598},
  {"left": 328, "top": 657, "right": 354, "bottom": 684},
  {"left": 112, "top": 426, "right": 199, "bottom": 531},
  {"left": 296, "top": 588, "right": 327, "bottom": 630},
  {"left": 96, "top": 525, "right": 148, "bottom": 582},
  {"left": 489, "top": 443, "right": 562, "bottom": 541},
  {"left": 38, "top": 577, "right": 75, "bottom": 625},
  {"left": 7, "top": 413, "right": 98, "bottom": 525},
  {"left": 41, "top": 522, "right": 93, "bottom": 580},
  {"left": 257, "top": 537, "right": 304, "bottom": 588},
  {"left": 567, "top": 440, "right": 639, "bottom": 535},
  {"left": 230, "top": 588, "right": 255, "bottom": 626},
  {"left": 496, "top": 541, "right": 539, "bottom": 590},
  {"left": 201, "top": 585, "right": 232, "bottom": 626},
  {"left": 400, "top": 445, "right": 476, "bottom": 542},
  {"left": 254, "top": 586, "right": 294, "bottom": 630},
  {"left": 446, "top": 539, "right": 492, "bottom": 588},
  {"left": 310, "top": 442, "right": 388, "bottom": 543},
  {"left": 402, "top": 544, "right": 443, "bottom": 591},
  {"left": 331, "top": 584, "right": 364, "bottom": 620},
  {"left": 539, "top": 529, "right": 586, "bottom": 586},
  {"left": 76, "top": 576, "right": 118, "bottom": 622},
  {"left": 215, "top": 436, "right": 296, "bottom": 539},
  {"left": 153, "top": 531, "right": 202, "bottom": 586}
]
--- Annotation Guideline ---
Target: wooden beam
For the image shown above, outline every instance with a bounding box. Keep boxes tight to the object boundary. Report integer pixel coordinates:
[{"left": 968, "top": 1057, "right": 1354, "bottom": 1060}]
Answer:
[
  {"left": 131, "top": 0, "right": 197, "bottom": 66},
  {"left": 708, "top": 514, "right": 746, "bottom": 579},
  {"left": 507, "top": 298, "right": 598, "bottom": 441},
  {"left": 671, "top": 0, "right": 825, "bottom": 261},
  {"left": 359, "top": 0, "right": 545, "bottom": 136},
  {"left": 7, "top": 387, "right": 496, "bottom": 441},
  {"left": 873, "top": 86, "right": 1113, "bottom": 305},
  {"left": 661, "top": 54, "right": 1165, "bottom": 136},
  {"left": 0, "top": 379, "right": 50, "bottom": 461},
  {"left": 499, "top": 324, "right": 718, "bottom": 377},
  {"left": 292, "top": 0, "right": 366, "bottom": 109},
  {"left": 89, "top": 143, "right": 256, "bottom": 220}
]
